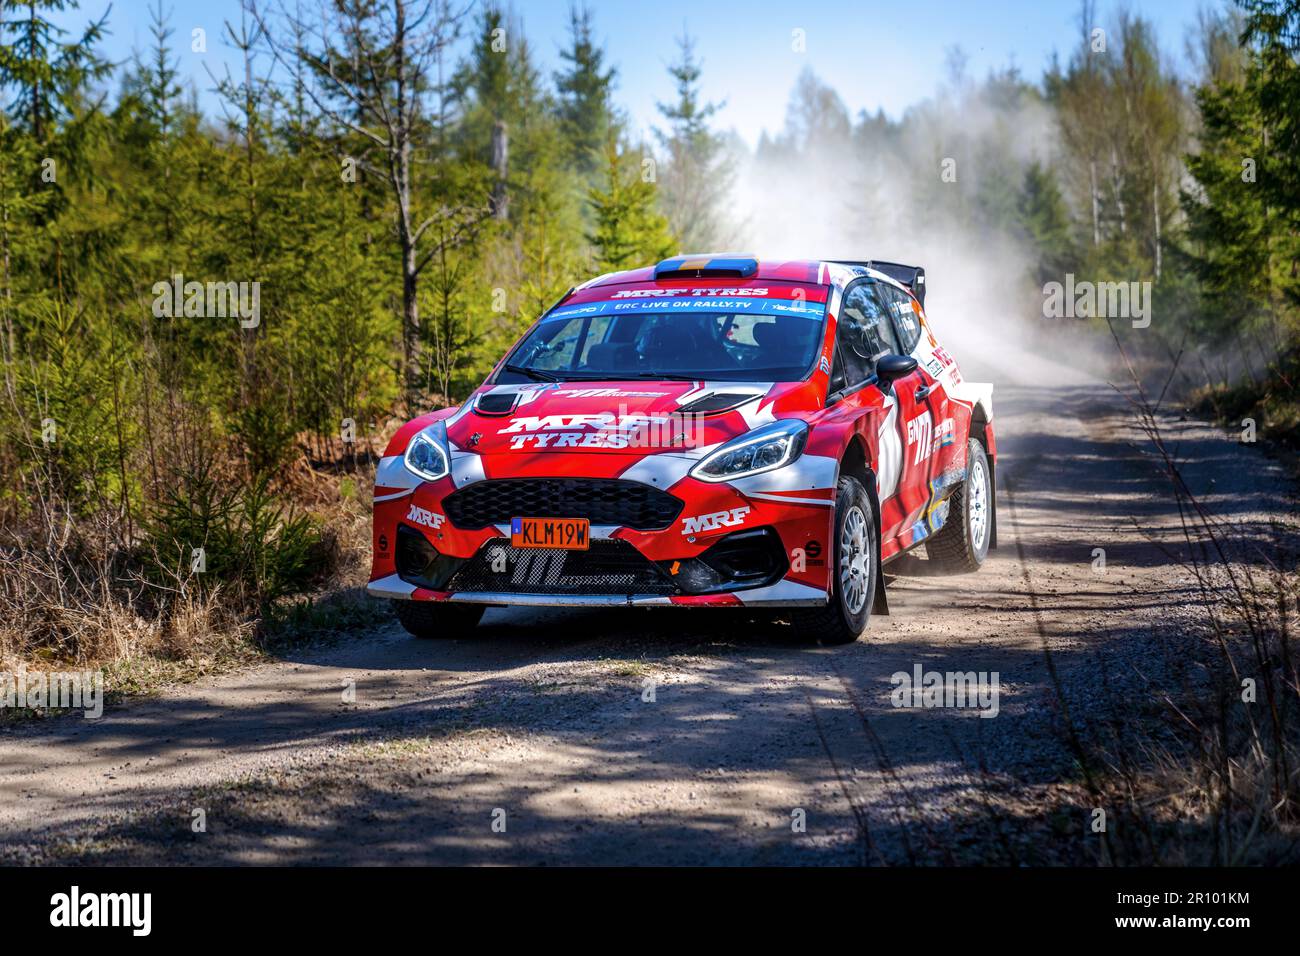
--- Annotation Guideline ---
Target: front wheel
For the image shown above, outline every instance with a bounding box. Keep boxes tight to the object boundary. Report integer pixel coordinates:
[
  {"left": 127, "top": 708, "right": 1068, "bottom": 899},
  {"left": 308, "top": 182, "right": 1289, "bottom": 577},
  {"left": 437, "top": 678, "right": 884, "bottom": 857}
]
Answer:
[
  {"left": 393, "top": 599, "right": 485, "bottom": 639},
  {"left": 925, "top": 437, "right": 992, "bottom": 573},
  {"left": 792, "top": 475, "right": 877, "bottom": 645}
]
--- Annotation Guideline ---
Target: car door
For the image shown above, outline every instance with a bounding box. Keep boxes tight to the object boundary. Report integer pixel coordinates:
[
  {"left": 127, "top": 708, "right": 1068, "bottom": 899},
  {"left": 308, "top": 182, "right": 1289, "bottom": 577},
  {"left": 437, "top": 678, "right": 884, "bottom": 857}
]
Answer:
[
  {"left": 828, "top": 280, "right": 930, "bottom": 546},
  {"left": 880, "top": 282, "right": 956, "bottom": 514}
]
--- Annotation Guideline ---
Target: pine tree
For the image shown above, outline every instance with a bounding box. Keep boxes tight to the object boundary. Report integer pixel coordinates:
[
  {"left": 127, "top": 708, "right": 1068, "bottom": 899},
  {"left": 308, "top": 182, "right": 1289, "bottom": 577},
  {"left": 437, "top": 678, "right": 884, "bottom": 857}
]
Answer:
[
  {"left": 553, "top": 4, "right": 618, "bottom": 179},
  {"left": 587, "top": 134, "right": 675, "bottom": 273},
  {"left": 140, "top": 0, "right": 181, "bottom": 134},
  {"left": 0, "top": 115, "right": 51, "bottom": 390},
  {"left": 1017, "top": 162, "right": 1076, "bottom": 285},
  {"left": 272, "top": 0, "right": 491, "bottom": 403},
  {"left": 653, "top": 31, "right": 734, "bottom": 251},
  {"left": 1183, "top": 0, "right": 1300, "bottom": 348},
  {"left": 0, "top": 0, "right": 110, "bottom": 143},
  {"left": 1241, "top": 0, "right": 1300, "bottom": 317}
]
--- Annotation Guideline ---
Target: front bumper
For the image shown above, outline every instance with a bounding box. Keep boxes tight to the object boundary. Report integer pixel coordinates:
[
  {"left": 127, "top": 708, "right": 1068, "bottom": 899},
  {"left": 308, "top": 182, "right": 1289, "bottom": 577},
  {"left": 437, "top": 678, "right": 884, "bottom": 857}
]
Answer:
[
  {"left": 389, "top": 521, "right": 792, "bottom": 594},
  {"left": 365, "top": 573, "right": 829, "bottom": 607},
  {"left": 368, "top": 453, "right": 837, "bottom": 608}
]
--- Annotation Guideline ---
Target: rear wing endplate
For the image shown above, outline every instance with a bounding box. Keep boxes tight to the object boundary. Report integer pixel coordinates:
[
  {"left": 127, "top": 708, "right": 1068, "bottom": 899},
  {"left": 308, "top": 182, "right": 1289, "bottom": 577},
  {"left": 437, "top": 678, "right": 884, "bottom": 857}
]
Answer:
[{"left": 830, "top": 260, "right": 926, "bottom": 308}]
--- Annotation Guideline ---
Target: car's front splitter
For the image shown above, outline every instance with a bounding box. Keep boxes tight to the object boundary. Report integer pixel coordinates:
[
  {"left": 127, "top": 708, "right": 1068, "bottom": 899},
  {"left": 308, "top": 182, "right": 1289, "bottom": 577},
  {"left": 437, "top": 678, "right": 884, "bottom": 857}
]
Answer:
[{"left": 365, "top": 573, "right": 827, "bottom": 608}]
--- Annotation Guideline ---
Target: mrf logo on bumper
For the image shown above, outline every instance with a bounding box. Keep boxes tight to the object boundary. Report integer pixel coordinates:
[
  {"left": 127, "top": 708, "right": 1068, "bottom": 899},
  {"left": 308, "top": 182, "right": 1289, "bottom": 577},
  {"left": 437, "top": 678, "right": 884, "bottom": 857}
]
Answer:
[
  {"left": 406, "top": 504, "right": 444, "bottom": 530},
  {"left": 681, "top": 506, "right": 750, "bottom": 536}
]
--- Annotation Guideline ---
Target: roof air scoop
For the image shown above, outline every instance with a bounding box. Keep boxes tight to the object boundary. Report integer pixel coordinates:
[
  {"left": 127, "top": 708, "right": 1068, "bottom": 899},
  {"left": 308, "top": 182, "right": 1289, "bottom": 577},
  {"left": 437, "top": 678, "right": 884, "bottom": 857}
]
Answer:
[{"left": 654, "top": 254, "right": 759, "bottom": 280}]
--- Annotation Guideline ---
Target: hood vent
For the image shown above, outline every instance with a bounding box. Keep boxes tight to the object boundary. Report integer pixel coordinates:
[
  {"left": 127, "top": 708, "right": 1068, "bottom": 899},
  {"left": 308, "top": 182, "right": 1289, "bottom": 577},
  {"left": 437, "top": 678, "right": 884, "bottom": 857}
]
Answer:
[
  {"left": 473, "top": 391, "right": 522, "bottom": 416},
  {"left": 678, "top": 392, "right": 757, "bottom": 415}
]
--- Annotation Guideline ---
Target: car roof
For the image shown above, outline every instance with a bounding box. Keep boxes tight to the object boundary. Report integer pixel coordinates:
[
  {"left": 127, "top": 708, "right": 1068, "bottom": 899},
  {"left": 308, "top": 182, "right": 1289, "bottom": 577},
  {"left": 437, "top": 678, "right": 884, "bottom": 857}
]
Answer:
[{"left": 577, "top": 257, "right": 911, "bottom": 297}]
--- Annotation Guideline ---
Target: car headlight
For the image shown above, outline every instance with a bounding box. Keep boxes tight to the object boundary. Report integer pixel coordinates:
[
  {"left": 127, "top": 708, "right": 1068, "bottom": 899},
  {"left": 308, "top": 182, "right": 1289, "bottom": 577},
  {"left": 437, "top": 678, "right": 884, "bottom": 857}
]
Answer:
[
  {"left": 690, "top": 420, "right": 809, "bottom": 483},
  {"left": 403, "top": 424, "right": 451, "bottom": 482}
]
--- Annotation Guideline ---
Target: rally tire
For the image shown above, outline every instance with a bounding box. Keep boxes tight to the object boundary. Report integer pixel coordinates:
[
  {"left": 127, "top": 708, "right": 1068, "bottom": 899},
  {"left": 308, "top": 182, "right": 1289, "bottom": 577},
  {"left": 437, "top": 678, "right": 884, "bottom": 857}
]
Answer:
[
  {"left": 792, "top": 475, "right": 877, "bottom": 645},
  {"left": 926, "top": 438, "right": 992, "bottom": 573},
  {"left": 393, "top": 599, "right": 485, "bottom": 638}
]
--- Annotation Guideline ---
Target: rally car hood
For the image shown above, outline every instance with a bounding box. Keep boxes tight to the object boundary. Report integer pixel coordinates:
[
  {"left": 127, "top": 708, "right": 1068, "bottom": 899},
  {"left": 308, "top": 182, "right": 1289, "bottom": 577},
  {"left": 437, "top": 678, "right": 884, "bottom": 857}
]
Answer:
[{"left": 445, "top": 379, "right": 791, "bottom": 456}]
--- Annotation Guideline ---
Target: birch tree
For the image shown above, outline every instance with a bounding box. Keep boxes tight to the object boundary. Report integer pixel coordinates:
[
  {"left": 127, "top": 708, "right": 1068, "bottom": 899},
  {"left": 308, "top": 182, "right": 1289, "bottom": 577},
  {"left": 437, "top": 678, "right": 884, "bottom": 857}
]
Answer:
[{"left": 257, "top": 0, "right": 490, "bottom": 400}]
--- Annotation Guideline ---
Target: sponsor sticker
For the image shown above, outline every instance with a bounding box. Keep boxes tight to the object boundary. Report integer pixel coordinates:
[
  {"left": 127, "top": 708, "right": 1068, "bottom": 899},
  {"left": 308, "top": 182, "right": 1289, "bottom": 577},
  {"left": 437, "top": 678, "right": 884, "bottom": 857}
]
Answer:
[
  {"left": 545, "top": 298, "right": 826, "bottom": 321},
  {"left": 610, "top": 288, "right": 771, "bottom": 298},
  {"left": 406, "top": 504, "right": 445, "bottom": 530},
  {"left": 906, "top": 411, "right": 934, "bottom": 465},
  {"left": 681, "top": 506, "right": 750, "bottom": 536}
]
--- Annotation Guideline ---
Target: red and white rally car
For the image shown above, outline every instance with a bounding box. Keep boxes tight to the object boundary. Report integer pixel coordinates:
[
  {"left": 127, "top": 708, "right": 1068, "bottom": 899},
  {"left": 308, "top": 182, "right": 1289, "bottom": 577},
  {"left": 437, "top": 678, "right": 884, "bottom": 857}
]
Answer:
[{"left": 368, "top": 255, "right": 996, "bottom": 644}]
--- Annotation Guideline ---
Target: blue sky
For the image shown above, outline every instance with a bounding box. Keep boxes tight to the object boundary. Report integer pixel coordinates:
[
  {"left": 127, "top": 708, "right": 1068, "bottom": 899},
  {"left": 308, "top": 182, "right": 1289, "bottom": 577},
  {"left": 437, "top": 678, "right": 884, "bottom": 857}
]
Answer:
[{"left": 53, "top": 0, "right": 1211, "bottom": 145}]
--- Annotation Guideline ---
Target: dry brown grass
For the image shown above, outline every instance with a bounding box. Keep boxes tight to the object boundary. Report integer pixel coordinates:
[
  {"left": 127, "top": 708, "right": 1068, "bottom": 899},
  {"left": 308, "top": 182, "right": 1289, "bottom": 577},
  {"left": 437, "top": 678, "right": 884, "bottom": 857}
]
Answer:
[
  {"left": 1072, "top": 328, "right": 1300, "bottom": 864},
  {"left": 0, "top": 517, "right": 259, "bottom": 682},
  {"left": 0, "top": 427, "right": 379, "bottom": 704}
]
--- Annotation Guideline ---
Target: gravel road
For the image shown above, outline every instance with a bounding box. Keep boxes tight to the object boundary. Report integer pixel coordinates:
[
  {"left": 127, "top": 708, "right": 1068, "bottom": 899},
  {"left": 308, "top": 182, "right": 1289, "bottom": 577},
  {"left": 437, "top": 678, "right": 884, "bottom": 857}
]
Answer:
[{"left": 2, "top": 346, "right": 1295, "bottom": 865}]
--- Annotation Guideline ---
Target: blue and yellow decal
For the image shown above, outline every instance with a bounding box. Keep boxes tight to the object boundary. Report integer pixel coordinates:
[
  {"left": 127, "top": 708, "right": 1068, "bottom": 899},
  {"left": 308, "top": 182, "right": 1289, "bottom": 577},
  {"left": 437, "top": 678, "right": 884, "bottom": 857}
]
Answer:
[{"left": 653, "top": 255, "right": 759, "bottom": 279}]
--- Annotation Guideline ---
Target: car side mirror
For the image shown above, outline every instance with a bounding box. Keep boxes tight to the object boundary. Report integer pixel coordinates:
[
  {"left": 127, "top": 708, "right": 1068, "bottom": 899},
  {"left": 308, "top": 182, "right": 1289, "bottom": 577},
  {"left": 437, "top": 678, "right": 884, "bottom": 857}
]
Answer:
[{"left": 875, "top": 353, "right": 918, "bottom": 392}]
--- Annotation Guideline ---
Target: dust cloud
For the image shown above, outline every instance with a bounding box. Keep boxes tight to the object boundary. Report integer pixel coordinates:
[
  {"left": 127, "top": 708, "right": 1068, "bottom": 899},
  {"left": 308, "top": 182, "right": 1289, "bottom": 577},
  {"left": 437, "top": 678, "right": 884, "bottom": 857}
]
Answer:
[{"left": 728, "top": 69, "right": 1109, "bottom": 388}]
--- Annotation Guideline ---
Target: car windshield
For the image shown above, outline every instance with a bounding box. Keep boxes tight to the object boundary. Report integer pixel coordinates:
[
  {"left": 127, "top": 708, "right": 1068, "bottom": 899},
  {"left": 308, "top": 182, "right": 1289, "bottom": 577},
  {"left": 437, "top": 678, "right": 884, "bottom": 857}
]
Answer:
[{"left": 496, "top": 298, "right": 827, "bottom": 384}]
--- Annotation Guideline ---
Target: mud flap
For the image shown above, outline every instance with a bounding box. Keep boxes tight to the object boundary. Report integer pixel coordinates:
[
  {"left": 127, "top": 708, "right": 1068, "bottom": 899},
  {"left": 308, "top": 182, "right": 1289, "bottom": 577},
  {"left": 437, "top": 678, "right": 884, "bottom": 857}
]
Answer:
[
  {"left": 864, "top": 469, "right": 889, "bottom": 616},
  {"left": 872, "top": 531, "right": 889, "bottom": 615},
  {"left": 988, "top": 458, "right": 999, "bottom": 551},
  {"left": 872, "top": 569, "right": 889, "bottom": 615}
]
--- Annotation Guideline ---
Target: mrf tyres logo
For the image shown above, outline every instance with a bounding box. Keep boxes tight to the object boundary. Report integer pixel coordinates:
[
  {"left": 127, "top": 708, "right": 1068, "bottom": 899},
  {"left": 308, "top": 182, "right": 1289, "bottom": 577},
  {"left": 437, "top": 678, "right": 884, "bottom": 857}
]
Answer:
[
  {"left": 610, "top": 287, "right": 770, "bottom": 298},
  {"left": 498, "top": 406, "right": 705, "bottom": 450},
  {"left": 50, "top": 886, "right": 151, "bottom": 936},
  {"left": 405, "top": 504, "right": 444, "bottom": 530},
  {"left": 681, "top": 506, "right": 750, "bottom": 536},
  {"left": 890, "top": 664, "right": 1000, "bottom": 718}
]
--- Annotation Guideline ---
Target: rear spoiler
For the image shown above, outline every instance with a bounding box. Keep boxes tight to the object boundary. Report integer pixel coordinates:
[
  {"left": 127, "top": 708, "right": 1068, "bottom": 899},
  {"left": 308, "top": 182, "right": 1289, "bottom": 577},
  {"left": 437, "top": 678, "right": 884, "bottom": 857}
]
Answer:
[{"left": 829, "top": 260, "right": 926, "bottom": 308}]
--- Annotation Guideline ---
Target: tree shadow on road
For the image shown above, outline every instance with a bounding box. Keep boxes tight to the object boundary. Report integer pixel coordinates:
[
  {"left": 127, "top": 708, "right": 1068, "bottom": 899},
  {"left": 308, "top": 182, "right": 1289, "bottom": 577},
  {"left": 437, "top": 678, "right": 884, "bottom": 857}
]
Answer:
[{"left": 4, "top": 383, "right": 1296, "bottom": 866}]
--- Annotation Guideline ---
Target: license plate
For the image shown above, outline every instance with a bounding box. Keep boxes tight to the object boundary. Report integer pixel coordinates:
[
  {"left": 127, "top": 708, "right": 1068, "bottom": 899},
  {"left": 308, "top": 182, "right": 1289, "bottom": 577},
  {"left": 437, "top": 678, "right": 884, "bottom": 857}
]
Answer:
[{"left": 510, "top": 517, "right": 590, "bottom": 550}]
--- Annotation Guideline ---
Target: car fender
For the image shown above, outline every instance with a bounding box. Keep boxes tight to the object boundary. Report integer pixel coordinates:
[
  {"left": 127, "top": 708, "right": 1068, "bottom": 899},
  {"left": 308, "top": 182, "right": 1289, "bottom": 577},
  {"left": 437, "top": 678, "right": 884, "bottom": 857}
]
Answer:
[{"left": 947, "top": 381, "right": 994, "bottom": 432}]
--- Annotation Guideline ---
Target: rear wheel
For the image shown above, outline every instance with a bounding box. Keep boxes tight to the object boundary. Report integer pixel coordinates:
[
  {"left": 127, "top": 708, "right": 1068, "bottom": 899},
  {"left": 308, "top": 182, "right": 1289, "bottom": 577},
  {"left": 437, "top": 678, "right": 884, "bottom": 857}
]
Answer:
[
  {"left": 792, "top": 475, "right": 877, "bottom": 645},
  {"left": 392, "top": 599, "right": 485, "bottom": 639},
  {"left": 925, "top": 437, "right": 991, "bottom": 573}
]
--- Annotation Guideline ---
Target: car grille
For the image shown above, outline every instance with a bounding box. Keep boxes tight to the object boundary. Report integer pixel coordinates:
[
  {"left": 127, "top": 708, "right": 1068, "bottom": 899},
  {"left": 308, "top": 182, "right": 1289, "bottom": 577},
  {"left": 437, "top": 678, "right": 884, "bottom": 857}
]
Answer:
[
  {"left": 446, "top": 538, "right": 679, "bottom": 595},
  {"left": 442, "top": 478, "right": 683, "bottom": 530}
]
